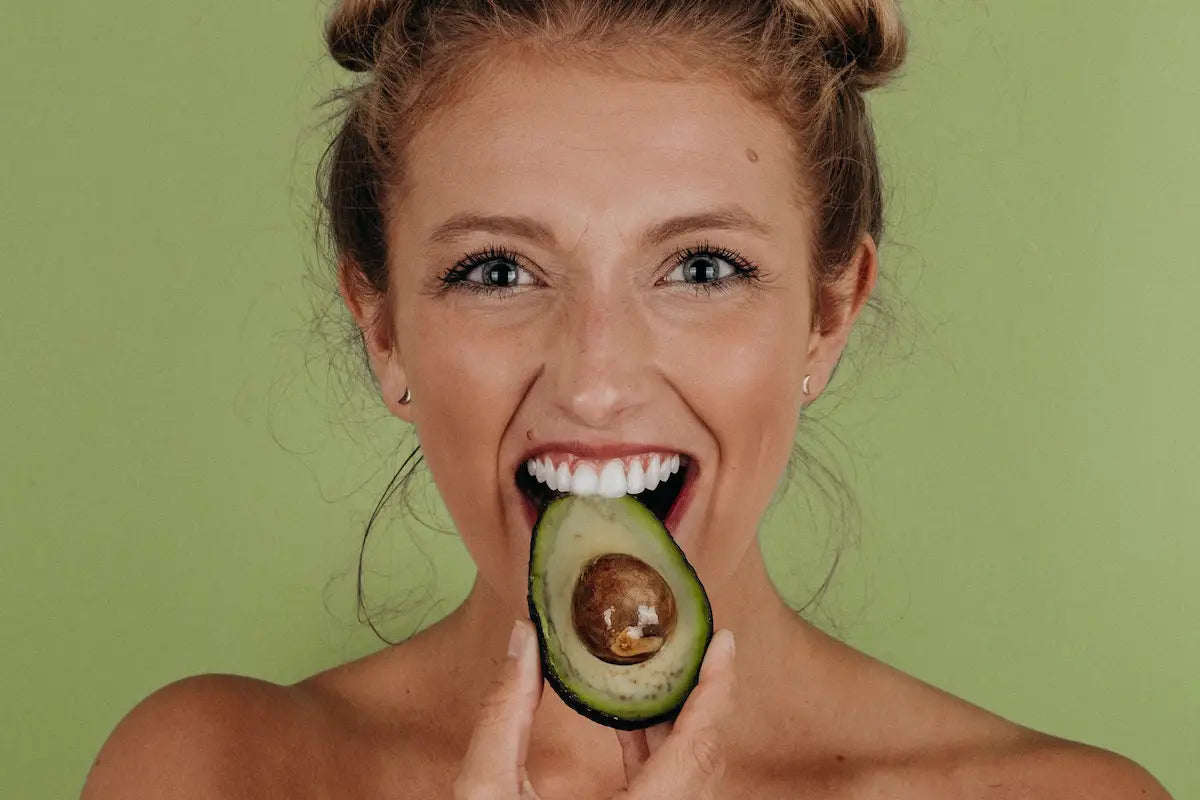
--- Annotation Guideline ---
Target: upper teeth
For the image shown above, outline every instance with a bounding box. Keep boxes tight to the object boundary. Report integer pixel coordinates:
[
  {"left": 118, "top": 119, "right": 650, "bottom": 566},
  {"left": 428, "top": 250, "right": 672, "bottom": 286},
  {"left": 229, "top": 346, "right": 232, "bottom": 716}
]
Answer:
[{"left": 525, "top": 454, "right": 682, "bottom": 498}]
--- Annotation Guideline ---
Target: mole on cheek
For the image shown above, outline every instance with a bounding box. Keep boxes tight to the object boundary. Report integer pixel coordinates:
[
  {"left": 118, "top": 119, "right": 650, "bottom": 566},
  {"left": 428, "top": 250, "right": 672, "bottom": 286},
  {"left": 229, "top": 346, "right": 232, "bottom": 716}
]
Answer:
[{"left": 745, "top": 147, "right": 759, "bottom": 163}]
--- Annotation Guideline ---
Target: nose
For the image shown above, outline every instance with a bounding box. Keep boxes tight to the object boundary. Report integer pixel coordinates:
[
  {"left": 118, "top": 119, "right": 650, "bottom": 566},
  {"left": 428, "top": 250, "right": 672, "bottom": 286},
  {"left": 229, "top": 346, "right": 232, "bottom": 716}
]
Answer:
[{"left": 545, "top": 285, "right": 653, "bottom": 430}]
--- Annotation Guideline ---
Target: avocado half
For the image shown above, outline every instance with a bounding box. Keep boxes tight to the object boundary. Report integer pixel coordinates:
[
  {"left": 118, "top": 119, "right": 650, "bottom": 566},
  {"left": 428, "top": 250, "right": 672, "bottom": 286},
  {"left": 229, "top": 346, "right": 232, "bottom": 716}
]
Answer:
[{"left": 527, "top": 494, "right": 713, "bottom": 730}]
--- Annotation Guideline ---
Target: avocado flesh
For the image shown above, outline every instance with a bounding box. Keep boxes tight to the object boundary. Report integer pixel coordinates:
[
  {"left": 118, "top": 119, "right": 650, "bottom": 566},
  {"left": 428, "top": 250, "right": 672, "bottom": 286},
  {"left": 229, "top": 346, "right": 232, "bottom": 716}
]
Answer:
[{"left": 528, "top": 494, "right": 713, "bottom": 730}]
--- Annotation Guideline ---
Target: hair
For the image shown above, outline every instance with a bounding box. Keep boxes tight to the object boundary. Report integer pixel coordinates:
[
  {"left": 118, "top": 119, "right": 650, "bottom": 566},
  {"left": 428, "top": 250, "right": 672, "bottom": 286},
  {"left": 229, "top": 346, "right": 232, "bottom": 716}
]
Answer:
[{"left": 312, "top": 0, "right": 909, "bottom": 641}]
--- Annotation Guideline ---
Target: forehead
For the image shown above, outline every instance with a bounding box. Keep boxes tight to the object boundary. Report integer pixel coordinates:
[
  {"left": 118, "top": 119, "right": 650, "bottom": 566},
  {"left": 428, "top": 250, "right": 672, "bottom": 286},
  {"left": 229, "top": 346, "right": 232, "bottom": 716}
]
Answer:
[{"left": 397, "top": 56, "right": 805, "bottom": 243}]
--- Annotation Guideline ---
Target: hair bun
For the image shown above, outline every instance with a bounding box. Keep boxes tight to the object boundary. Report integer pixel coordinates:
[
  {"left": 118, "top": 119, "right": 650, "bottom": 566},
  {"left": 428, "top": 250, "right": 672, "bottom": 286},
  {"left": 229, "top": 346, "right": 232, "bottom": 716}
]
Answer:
[
  {"left": 791, "top": 0, "right": 907, "bottom": 90},
  {"left": 325, "top": 0, "right": 405, "bottom": 72}
]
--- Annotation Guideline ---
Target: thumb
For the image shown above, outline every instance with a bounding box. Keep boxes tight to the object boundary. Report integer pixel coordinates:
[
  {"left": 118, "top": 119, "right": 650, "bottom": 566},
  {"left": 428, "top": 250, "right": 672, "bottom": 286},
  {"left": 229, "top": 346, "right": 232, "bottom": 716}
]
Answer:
[
  {"left": 455, "top": 619, "right": 543, "bottom": 797},
  {"left": 624, "top": 629, "right": 737, "bottom": 799}
]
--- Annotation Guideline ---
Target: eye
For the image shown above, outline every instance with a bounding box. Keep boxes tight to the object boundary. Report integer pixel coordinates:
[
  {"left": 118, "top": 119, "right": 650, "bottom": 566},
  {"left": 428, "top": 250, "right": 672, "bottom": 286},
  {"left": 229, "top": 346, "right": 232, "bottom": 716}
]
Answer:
[
  {"left": 656, "top": 243, "right": 763, "bottom": 295},
  {"left": 662, "top": 253, "right": 734, "bottom": 284},
  {"left": 464, "top": 259, "right": 532, "bottom": 288},
  {"left": 438, "top": 246, "right": 539, "bottom": 296}
]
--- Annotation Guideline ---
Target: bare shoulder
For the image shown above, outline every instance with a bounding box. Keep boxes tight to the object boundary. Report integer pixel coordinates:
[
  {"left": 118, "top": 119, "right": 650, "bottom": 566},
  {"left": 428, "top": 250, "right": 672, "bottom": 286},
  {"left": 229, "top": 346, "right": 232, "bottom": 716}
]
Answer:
[
  {"left": 802, "top": 631, "right": 1173, "bottom": 799},
  {"left": 844, "top": 733, "right": 1173, "bottom": 800},
  {"left": 892, "top": 683, "right": 1173, "bottom": 798},
  {"left": 899, "top": 680, "right": 1172, "bottom": 798},
  {"left": 80, "top": 637, "right": 460, "bottom": 799},
  {"left": 981, "top": 734, "right": 1174, "bottom": 800},
  {"left": 80, "top": 673, "right": 342, "bottom": 800},
  {"left": 880, "top": 684, "right": 1172, "bottom": 798}
]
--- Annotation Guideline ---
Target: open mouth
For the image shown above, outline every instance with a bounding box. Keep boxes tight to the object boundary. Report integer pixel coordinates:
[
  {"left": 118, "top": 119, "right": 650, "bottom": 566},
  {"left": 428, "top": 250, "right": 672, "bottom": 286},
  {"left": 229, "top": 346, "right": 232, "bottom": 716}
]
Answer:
[{"left": 515, "top": 454, "right": 695, "bottom": 533}]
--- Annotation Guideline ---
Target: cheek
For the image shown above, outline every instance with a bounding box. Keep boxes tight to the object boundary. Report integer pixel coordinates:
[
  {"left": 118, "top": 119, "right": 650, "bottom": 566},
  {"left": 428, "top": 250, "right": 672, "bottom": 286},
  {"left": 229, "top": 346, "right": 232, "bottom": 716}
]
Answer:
[
  {"left": 680, "top": 300, "right": 805, "bottom": 440},
  {"left": 400, "top": 304, "right": 539, "bottom": 562},
  {"left": 674, "top": 299, "right": 806, "bottom": 528},
  {"left": 408, "top": 305, "right": 546, "bottom": 423}
]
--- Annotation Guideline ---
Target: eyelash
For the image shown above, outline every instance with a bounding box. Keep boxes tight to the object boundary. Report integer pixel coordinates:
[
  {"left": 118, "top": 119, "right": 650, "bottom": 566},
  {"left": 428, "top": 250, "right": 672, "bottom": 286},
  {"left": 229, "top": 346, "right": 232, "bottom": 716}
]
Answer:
[
  {"left": 436, "top": 240, "right": 763, "bottom": 297},
  {"left": 437, "top": 246, "right": 529, "bottom": 298}
]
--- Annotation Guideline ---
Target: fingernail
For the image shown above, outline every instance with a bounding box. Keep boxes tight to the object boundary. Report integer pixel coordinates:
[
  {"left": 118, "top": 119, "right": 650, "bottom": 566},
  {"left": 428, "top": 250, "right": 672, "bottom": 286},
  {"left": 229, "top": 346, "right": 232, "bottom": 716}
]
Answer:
[
  {"left": 507, "top": 619, "right": 525, "bottom": 660},
  {"left": 717, "top": 629, "right": 735, "bottom": 659}
]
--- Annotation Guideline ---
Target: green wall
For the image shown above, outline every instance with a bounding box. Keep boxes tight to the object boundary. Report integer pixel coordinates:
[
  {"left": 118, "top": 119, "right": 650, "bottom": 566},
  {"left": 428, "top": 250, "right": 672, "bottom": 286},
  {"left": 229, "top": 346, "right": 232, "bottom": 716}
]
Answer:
[{"left": 2, "top": 1, "right": 1196, "bottom": 797}]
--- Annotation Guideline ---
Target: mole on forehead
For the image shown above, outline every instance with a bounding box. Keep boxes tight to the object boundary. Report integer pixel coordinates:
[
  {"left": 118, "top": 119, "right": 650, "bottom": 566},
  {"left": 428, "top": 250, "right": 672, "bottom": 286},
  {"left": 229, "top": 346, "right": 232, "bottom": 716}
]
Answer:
[{"left": 746, "top": 148, "right": 760, "bottom": 163}]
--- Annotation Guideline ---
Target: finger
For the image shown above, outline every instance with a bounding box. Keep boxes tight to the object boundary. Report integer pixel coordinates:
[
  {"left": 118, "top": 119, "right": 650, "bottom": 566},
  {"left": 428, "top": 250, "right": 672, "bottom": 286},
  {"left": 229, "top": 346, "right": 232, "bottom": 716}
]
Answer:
[
  {"left": 645, "top": 722, "right": 671, "bottom": 753},
  {"left": 519, "top": 776, "right": 543, "bottom": 800},
  {"left": 455, "top": 620, "right": 542, "bottom": 796},
  {"left": 615, "top": 729, "right": 650, "bottom": 783},
  {"left": 669, "top": 629, "right": 737, "bottom": 736},
  {"left": 625, "top": 629, "right": 737, "bottom": 798}
]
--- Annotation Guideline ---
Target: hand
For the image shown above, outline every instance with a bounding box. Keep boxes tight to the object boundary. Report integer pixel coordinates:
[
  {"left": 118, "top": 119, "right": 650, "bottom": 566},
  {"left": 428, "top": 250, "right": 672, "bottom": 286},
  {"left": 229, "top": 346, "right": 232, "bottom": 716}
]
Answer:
[
  {"left": 610, "top": 626, "right": 737, "bottom": 799},
  {"left": 453, "top": 619, "right": 737, "bottom": 799}
]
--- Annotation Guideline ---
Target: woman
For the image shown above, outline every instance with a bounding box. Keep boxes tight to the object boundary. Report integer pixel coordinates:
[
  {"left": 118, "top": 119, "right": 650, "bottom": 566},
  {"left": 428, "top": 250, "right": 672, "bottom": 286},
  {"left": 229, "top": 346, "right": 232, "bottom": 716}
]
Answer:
[{"left": 83, "top": 1, "right": 1172, "bottom": 797}]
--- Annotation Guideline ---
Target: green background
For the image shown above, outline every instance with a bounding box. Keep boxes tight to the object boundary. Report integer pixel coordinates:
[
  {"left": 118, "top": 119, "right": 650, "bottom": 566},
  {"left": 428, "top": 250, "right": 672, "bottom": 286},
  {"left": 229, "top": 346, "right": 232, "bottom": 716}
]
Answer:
[{"left": 2, "top": 1, "right": 1196, "bottom": 797}]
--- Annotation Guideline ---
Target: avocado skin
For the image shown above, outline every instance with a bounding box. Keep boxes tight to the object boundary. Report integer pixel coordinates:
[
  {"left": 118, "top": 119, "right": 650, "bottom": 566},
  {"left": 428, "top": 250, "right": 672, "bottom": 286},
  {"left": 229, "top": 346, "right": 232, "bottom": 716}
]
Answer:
[{"left": 526, "top": 496, "right": 714, "bottom": 730}]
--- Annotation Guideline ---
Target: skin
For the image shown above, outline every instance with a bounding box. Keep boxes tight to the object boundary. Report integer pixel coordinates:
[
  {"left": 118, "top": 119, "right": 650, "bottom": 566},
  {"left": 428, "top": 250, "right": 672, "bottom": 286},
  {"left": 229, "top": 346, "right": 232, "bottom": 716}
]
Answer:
[{"left": 81, "top": 52, "right": 1172, "bottom": 799}]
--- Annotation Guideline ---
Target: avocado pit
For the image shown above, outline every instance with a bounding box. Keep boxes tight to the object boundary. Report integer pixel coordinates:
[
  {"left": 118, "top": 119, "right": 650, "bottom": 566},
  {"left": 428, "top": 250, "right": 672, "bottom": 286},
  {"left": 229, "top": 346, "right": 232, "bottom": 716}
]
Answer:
[{"left": 572, "top": 553, "right": 677, "bottom": 665}]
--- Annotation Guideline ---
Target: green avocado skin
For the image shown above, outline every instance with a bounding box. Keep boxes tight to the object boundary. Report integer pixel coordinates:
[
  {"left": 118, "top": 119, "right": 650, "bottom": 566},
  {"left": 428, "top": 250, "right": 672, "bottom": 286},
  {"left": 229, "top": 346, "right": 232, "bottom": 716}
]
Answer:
[{"left": 526, "top": 495, "right": 714, "bottom": 731}]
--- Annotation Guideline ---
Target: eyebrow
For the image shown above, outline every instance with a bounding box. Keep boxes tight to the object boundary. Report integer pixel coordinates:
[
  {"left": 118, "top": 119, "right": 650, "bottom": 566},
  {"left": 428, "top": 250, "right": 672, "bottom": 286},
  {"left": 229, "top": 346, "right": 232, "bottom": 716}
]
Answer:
[{"left": 425, "top": 205, "right": 773, "bottom": 250}]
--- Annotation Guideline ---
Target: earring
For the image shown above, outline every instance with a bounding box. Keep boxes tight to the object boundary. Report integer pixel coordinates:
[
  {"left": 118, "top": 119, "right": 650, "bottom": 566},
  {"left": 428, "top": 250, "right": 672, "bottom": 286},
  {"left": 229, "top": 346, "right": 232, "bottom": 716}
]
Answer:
[
  {"left": 398, "top": 387, "right": 412, "bottom": 405},
  {"left": 802, "top": 374, "right": 813, "bottom": 396}
]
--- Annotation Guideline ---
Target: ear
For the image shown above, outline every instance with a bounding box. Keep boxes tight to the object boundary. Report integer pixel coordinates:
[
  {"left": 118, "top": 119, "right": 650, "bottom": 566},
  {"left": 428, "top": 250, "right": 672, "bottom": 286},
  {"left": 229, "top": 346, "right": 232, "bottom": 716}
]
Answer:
[
  {"left": 337, "top": 259, "right": 415, "bottom": 423},
  {"left": 804, "top": 234, "right": 879, "bottom": 401}
]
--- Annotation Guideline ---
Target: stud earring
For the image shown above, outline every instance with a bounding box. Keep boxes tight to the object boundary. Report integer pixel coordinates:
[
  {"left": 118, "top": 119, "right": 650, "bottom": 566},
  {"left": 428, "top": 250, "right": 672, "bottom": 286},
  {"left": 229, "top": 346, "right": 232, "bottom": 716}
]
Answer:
[
  {"left": 398, "top": 387, "right": 412, "bottom": 405},
  {"left": 802, "top": 375, "right": 813, "bottom": 396}
]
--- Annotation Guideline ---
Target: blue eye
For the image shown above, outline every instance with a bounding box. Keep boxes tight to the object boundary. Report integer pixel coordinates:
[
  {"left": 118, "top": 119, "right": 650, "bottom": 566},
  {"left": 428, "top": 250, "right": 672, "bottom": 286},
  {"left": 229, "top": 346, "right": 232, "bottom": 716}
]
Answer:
[
  {"left": 464, "top": 260, "right": 531, "bottom": 288},
  {"left": 660, "top": 243, "right": 761, "bottom": 293},
  {"left": 666, "top": 253, "right": 738, "bottom": 284},
  {"left": 438, "top": 247, "right": 537, "bottom": 296},
  {"left": 439, "top": 242, "right": 761, "bottom": 298}
]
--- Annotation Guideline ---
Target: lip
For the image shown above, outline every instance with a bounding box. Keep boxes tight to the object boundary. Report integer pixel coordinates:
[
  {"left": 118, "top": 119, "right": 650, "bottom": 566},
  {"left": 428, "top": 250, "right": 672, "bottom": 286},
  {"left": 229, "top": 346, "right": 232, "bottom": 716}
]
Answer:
[
  {"left": 663, "top": 462, "right": 698, "bottom": 535},
  {"left": 519, "top": 491, "right": 542, "bottom": 532}
]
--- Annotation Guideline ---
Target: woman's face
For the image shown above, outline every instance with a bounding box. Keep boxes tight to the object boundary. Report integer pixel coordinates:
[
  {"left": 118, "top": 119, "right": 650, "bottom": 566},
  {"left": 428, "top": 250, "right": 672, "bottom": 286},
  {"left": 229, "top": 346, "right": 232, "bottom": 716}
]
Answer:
[{"left": 346, "top": 54, "right": 872, "bottom": 606}]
